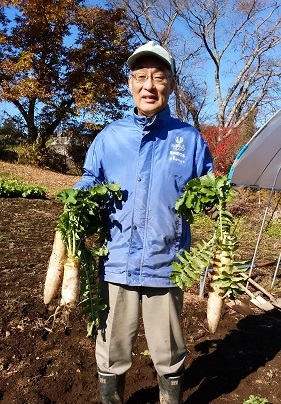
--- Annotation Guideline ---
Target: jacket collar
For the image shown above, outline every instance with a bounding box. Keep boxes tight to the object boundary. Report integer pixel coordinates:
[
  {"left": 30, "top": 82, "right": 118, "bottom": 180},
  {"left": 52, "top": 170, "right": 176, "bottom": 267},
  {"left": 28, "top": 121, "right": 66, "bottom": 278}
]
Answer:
[{"left": 133, "top": 105, "right": 171, "bottom": 129}]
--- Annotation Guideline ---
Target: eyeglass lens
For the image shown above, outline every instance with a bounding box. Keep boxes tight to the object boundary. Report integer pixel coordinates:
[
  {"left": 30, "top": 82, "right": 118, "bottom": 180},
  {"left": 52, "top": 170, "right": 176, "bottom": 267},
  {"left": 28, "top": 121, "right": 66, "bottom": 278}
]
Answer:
[{"left": 132, "top": 71, "right": 169, "bottom": 84}]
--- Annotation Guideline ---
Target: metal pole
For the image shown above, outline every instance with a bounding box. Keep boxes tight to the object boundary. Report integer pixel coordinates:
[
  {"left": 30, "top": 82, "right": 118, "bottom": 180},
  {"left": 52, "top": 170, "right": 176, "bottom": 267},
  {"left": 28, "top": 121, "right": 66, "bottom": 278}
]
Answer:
[
  {"left": 271, "top": 252, "right": 281, "bottom": 288},
  {"left": 247, "top": 165, "right": 281, "bottom": 288}
]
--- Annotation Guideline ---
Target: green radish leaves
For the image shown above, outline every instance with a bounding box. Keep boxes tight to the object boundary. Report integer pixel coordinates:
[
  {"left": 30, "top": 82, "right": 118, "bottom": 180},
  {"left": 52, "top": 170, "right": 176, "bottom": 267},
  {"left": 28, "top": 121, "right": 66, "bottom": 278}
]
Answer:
[
  {"left": 171, "top": 173, "right": 245, "bottom": 300},
  {"left": 78, "top": 249, "right": 107, "bottom": 338},
  {"left": 56, "top": 183, "right": 122, "bottom": 337},
  {"left": 175, "top": 173, "right": 234, "bottom": 224},
  {"left": 0, "top": 178, "right": 46, "bottom": 198},
  {"left": 171, "top": 238, "right": 215, "bottom": 290},
  {"left": 56, "top": 184, "right": 122, "bottom": 258}
]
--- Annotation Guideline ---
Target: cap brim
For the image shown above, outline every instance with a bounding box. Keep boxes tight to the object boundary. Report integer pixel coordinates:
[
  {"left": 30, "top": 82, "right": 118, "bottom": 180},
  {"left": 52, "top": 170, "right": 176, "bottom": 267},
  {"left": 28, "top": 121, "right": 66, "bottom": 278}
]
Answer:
[{"left": 127, "top": 51, "right": 172, "bottom": 72}]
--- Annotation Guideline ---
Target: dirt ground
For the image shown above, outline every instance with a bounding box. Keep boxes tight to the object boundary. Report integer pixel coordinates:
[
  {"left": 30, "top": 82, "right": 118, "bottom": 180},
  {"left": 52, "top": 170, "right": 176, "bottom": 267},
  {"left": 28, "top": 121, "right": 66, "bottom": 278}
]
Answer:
[{"left": 1, "top": 164, "right": 281, "bottom": 403}]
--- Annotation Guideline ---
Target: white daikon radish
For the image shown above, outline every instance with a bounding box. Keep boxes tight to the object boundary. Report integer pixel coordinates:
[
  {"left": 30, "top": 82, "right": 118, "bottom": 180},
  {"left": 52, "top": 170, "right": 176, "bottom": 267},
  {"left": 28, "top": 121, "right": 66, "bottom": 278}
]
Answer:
[
  {"left": 60, "top": 256, "right": 80, "bottom": 308},
  {"left": 44, "top": 230, "right": 66, "bottom": 304},
  {"left": 207, "top": 249, "right": 229, "bottom": 333}
]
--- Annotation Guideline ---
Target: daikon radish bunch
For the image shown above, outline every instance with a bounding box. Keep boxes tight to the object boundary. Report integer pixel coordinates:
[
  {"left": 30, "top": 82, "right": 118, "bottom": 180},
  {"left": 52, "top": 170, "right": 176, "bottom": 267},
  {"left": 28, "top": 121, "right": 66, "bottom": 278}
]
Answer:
[
  {"left": 44, "top": 183, "right": 122, "bottom": 336},
  {"left": 170, "top": 173, "right": 247, "bottom": 333}
]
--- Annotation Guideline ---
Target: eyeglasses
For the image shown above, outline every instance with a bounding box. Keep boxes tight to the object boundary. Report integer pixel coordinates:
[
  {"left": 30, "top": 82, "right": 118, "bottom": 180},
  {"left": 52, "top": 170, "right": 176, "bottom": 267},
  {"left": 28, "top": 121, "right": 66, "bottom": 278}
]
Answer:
[{"left": 131, "top": 72, "right": 172, "bottom": 85}]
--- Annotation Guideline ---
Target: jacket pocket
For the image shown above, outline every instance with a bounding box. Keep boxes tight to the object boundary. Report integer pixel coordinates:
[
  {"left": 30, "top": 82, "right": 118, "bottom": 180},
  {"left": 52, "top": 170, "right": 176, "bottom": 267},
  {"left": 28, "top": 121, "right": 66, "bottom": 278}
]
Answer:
[{"left": 173, "top": 174, "right": 186, "bottom": 193}]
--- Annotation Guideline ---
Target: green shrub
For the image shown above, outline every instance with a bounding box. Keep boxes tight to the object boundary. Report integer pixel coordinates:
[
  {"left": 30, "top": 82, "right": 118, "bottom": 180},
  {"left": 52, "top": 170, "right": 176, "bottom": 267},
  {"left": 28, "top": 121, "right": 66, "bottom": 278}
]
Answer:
[
  {"left": 264, "top": 219, "right": 281, "bottom": 238},
  {"left": 0, "top": 132, "right": 19, "bottom": 162},
  {"left": 15, "top": 141, "right": 67, "bottom": 173},
  {"left": 16, "top": 141, "right": 46, "bottom": 166},
  {"left": 0, "top": 146, "right": 18, "bottom": 162}
]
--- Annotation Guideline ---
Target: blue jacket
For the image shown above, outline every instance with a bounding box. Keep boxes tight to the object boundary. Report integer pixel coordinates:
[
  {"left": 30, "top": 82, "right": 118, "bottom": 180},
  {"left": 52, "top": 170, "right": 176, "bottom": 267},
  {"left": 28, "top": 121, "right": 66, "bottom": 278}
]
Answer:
[{"left": 74, "top": 105, "right": 213, "bottom": 287}]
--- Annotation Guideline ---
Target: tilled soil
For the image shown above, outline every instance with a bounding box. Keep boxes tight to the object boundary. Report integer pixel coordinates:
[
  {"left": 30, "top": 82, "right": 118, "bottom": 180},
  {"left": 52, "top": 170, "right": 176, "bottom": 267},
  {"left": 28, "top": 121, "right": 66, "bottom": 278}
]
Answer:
[{"left": 1, "top": 197, "right": 281, "bottom": 404}]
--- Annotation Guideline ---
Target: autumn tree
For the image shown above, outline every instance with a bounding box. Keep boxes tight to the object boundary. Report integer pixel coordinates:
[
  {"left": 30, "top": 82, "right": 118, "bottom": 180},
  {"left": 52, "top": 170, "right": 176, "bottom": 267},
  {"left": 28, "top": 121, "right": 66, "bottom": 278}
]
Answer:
[
  {"left": 109, "top": 0, "right": 281, "bottom": 132},
  {"left": 0, "top": 0, "right": 133, "bottom": 146},
  {"left": 172, "top": 0, "right": 281, "bottom": 130}
]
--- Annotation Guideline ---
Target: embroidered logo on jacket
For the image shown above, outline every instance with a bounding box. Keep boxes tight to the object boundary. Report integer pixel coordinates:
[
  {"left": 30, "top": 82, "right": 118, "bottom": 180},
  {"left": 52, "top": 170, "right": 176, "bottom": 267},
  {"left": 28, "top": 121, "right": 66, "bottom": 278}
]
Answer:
[{"left": 170, "top": 136, "right": 186, "bottom": 163}]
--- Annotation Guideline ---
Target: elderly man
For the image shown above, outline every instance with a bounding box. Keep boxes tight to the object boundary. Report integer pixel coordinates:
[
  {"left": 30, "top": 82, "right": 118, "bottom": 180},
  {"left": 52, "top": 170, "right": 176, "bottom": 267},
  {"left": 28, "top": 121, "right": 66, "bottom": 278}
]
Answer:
[{"left": 74, "top": 41, "right": 213, "bottom": 403}]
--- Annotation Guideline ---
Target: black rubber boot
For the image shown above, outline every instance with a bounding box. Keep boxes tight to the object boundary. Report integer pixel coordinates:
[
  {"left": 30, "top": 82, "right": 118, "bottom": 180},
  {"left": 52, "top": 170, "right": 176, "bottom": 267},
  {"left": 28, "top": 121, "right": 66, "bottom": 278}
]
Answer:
[
  {"left": 158, "top": 370, "right": 184, "bottom": 404},
  {"left": 98, "top": 372, "right": 126, "bottom": 404}
]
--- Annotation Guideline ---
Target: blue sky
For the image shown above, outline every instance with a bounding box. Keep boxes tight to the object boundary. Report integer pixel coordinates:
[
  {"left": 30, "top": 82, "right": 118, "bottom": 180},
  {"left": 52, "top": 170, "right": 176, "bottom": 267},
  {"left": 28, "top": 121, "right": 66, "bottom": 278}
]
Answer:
[{"left": 1, "top": 2, "right": 280, "bottom": 128}]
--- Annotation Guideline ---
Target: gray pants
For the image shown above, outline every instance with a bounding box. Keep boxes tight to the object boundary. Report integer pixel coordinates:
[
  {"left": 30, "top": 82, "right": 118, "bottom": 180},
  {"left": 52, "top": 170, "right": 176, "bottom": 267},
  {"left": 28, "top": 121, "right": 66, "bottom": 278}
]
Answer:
[{"left": 95, "top": 281, "right": 187, "bottom": 377}]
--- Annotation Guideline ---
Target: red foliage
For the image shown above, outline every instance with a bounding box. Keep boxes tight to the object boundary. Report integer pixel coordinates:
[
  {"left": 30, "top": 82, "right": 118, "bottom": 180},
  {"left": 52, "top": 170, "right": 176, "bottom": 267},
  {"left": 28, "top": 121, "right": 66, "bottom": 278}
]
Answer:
[{"left": 201, "top": 126, "right": 245, "bottom": 175}]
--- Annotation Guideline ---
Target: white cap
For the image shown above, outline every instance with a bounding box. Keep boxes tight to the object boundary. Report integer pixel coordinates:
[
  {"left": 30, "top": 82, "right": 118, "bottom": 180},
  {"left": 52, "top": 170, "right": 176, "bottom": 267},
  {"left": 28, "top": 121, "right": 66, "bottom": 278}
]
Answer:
[{"left": 127, "top": 41, "right": 175, "bottom": 74}]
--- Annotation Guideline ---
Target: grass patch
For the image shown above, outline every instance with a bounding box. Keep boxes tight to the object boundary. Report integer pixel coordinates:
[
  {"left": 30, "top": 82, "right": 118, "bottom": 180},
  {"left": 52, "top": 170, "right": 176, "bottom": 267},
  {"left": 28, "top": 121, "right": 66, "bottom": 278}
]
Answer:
[
  {"left": 0, "top": 178, "right": 46, "bottom": 199},
  {"left": 0, "top": 161, "right": 79, "bottom": 197},
  {"left": 264, "top": 220, "right": 281, "bottom": 238}
]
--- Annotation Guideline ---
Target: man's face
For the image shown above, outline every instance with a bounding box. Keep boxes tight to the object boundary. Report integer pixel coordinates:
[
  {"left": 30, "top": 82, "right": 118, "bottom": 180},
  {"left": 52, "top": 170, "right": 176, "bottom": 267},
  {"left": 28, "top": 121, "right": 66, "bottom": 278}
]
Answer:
[{"left": 128, "top": 56, "right": 175, "bottom": 118}]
